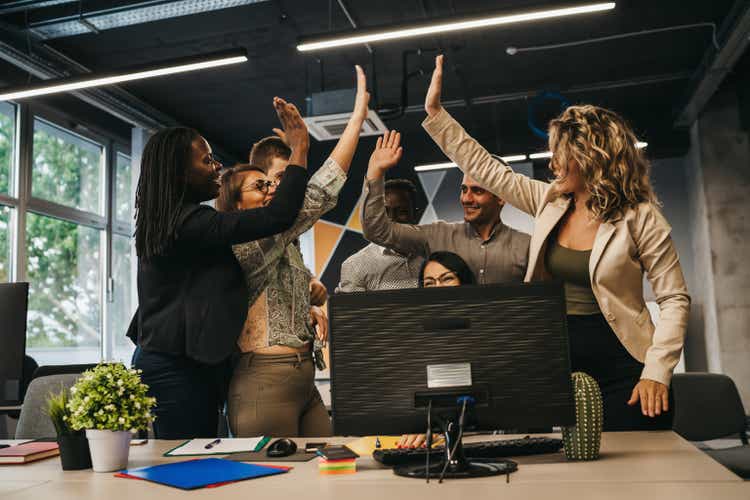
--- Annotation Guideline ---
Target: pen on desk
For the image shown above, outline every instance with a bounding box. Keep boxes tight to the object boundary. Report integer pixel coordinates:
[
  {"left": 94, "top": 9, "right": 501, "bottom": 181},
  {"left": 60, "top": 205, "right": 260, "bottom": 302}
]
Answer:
[{"left": 204, "top": 438, "right": 221, "bottom": 449}]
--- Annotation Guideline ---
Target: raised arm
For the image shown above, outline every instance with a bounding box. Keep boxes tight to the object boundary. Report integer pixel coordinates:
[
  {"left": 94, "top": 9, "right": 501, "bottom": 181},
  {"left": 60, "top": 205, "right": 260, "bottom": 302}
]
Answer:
[
  {"left": 422, "top": 55, "right": 549, "bottom": 216},
  {"left": 177, "top": 164, "right": 307, "bottom": 249},
  {"left": 177, "top": 95, "right": 310, "bottom": 249},
  {"left": 328, "top": 65, "right": 370, "bottom": 174},
  {"left": 234, "top": 66, "right": 373, "bottom": 282},
  {"left": 361, "top": 131, "right": 430, "bottom": 257}
]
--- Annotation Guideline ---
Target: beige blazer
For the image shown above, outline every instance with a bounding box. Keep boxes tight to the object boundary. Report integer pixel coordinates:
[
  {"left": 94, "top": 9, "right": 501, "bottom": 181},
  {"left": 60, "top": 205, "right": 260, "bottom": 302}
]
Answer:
[{"left": 423, "top": 108, "right": 690, "bottom": 386}]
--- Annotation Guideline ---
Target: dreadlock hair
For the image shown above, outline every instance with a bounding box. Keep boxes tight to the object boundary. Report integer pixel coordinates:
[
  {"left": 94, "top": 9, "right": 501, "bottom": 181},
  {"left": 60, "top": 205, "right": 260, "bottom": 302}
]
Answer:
[
  {"left": 135, "top": 126, "right": 200, "bottom": 260},
  {"left": 216, "top": 163, "right": 266, "bottom": 213},
  {"left": 249, "top": 136, "right": 291, "bottom": 170}
]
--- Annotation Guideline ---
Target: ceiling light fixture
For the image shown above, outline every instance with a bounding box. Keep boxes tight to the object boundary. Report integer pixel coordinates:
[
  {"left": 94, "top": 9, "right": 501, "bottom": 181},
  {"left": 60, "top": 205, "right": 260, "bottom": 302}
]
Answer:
[
  {"left": 297, "top": 2, "right": 616, "bottom": 52},
  {"left": 414, "top": 162, "right": 458, "bottom": 172},
  {"left": 528, "top": 142, "right": 647, "bottom": 160},
  {"left": 415, "top": 155, "right": 527, "bottom": 172},
  {"left": 499, "top": 154, "right": 528, "bottom": 163},
  {"left": 0, "top": 49, "right": 248, "bottom": 102},
  {"left": 529, "top": 151, "right": 554, "bottom": 159}
]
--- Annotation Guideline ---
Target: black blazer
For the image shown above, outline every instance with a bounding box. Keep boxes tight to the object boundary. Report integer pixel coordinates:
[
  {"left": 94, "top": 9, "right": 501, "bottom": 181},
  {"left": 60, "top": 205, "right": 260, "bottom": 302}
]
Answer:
[{"left": 127, "top": 165, "right": 309, "bottom": 365}]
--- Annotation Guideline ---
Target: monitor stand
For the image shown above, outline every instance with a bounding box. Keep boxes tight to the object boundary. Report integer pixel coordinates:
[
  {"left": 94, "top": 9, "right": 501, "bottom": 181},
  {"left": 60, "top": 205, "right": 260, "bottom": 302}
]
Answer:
[{"left": 393, "top": 415, "right": 517, "bottom": 480}]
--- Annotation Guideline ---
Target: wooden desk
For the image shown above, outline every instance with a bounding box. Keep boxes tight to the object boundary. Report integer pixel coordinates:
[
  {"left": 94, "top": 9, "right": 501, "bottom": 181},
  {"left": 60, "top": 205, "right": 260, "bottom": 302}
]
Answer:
[{"left": 0, "top": 432, "right": 747, "bottom": 500}]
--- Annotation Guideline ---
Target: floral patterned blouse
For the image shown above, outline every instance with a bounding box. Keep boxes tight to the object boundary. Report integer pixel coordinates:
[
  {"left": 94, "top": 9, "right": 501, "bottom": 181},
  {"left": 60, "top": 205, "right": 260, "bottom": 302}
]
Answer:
[{"left": 232, "top": 158, "right": 345, "bottom": 353}]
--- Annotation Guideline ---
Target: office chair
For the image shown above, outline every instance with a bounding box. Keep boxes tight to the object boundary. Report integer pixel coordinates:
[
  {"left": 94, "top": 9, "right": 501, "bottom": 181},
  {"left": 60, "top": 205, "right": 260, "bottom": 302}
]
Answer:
[
  {"left": 15, "top": 374, "right": 82, "bottom": 439},
  {"left": 672, "top": 373, "right": 750, "bottom": 479}
]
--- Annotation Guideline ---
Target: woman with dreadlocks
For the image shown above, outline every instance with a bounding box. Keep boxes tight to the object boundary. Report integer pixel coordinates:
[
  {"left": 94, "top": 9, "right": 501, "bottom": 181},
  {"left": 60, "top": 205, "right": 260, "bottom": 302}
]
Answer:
[{"left": 127, "top": 99, "right": 309, "bottom": 438}]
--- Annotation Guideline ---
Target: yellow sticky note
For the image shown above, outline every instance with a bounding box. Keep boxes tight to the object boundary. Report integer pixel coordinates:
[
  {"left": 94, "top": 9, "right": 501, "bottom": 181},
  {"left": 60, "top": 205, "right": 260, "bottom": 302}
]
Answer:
[{"left": 345, "top": 435, "right": 445, "bottom": 456}]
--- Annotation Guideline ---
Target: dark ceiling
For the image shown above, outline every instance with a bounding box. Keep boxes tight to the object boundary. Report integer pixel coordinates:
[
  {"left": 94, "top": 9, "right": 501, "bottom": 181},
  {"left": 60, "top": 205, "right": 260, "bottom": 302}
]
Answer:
[{"left": 0, "top": 0, "right": 747, "bottom": 163}]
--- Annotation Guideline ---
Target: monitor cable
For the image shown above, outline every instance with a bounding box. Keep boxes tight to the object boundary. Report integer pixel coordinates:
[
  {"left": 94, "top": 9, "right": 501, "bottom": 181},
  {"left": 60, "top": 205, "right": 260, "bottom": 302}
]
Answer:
[
  {"left": 438, "top": 398, "right": 468, "bottom": 483},
  {"left": 425, "top": 399, "right": 432, "bottom": 483}
]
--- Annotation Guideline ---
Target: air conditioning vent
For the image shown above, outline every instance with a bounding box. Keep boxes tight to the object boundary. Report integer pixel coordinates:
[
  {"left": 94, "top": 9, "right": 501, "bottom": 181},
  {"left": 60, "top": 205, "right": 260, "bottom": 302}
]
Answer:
[{"left": 304, "top": 109, "right": 387, "bottom": 141}]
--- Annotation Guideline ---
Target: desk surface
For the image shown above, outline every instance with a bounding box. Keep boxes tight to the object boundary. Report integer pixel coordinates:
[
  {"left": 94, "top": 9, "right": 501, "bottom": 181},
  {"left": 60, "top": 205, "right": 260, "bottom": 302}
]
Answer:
[{"left": 0, "top": 432, "right": 747, "bottom": 500}]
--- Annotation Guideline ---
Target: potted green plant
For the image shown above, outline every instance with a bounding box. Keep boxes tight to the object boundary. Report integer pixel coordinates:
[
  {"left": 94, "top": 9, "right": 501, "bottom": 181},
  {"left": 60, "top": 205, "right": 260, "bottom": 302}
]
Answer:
[
  {"left": 67, "top": 363, "right": 156, "bottom": 472},
  {"left": 46, "top": 388, "right": 92, "bottom": 470}
]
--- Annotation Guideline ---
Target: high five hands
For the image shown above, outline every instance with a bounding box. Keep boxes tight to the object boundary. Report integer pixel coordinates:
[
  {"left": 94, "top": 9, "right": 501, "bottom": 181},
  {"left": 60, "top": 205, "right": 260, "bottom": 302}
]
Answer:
[
  {"left": 352, "top": 64, "right": 371, "bottom": 123},
  {"left": 366, "top": 130, "right": 403, "bottom": 181},
  {"left": 425, "top": 54, "right": 445, "bottom": 118},
  {"left": 272, "top": 96, "right": 309, "bottom": 167}
]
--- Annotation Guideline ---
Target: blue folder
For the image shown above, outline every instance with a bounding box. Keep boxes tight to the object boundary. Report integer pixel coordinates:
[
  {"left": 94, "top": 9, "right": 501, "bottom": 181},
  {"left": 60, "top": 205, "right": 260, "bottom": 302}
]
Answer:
[{"left": 119, "top": 458, "right": 290, "bottom": 490}]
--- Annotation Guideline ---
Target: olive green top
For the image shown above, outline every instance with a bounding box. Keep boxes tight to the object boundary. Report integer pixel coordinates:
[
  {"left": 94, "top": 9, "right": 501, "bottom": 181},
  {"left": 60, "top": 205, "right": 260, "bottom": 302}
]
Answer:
[{"left": 545, "top": 240, "right": 600, "bottom": 316}]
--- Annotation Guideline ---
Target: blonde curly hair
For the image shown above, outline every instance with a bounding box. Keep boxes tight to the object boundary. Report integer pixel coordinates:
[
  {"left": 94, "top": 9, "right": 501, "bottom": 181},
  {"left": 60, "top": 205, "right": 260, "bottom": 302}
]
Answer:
[{"left": 548, "top": 104, "right": 659, "bottom": 221}]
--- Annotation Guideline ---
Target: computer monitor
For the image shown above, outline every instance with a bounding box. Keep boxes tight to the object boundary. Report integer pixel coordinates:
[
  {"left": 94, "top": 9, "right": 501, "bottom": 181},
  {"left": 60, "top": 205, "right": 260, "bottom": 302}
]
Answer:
[
  {"left": 0, "top": 282, "right": 29, "bottom": 404},
  {"left": 328, "top": 282, "right": 575, "bottom": 478}
]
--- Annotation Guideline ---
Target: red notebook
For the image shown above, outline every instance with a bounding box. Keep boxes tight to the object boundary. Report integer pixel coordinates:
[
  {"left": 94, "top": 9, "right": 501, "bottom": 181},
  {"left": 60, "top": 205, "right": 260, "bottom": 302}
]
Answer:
[{"left": 0, "top": 442, "right": 60, "bottom": 464}]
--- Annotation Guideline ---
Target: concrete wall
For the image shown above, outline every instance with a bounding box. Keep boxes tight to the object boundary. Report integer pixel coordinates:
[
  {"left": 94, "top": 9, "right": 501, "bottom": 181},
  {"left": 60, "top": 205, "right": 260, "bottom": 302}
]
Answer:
[{"left": 689, "top": 85, "right": 750, "bottom": 408}]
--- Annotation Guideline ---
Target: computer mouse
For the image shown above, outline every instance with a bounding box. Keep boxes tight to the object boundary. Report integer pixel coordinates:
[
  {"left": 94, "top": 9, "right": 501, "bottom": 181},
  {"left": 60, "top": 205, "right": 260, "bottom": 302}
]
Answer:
[{"left": 266, "top": 438, "right": 298, "bottom": 457}]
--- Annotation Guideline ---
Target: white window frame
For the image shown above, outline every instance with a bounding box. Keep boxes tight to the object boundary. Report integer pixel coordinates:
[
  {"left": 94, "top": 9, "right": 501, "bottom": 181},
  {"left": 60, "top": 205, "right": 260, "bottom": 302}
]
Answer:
[{"left": 2, "top": 101, "right": 136, "bottom": 365}]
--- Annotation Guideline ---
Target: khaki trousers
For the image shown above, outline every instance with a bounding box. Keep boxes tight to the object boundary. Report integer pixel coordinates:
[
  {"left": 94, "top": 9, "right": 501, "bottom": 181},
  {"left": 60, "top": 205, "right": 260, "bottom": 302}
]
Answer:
[{"left": 227, "top": 352, "right": 332, "bottom": 437}]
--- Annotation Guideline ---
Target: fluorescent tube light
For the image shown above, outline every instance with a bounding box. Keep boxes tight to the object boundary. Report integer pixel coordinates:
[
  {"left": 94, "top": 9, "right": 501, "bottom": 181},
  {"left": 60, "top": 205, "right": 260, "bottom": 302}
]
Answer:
[
  {"left": 529, "top": 151, "right": 554, "bottom": 159},
  {"left": 298, "top": 2, "right": 615, "bottom": 52},
  {"left": 636, "top": 141, "right": 648, "bottom": 149},
  {"left": 415, "top": 154, "right": 528, "bottom": 172},
  {"left": 414, "top": 162, "right": 456, "bottom": 172},
  {"left": 0, "top": 49, "right": 248, "bottom": 102},
  {"left": 500, "top": 154, "right": 528, "bottom": 163}
]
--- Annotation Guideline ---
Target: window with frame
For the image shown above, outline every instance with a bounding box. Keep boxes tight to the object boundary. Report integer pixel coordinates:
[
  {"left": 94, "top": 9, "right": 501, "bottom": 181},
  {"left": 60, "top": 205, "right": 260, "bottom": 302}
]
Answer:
[
  {"left": 114, "top": 152, "right": 132, "bottom": 224},
  {"left": 26, "top": 116, "right": 107, "bottom": 365},
  {"left": 110, "top": 233, "right": 135, "bottom": 363},
  {"left": 25, "top": 213, "right": 103, "bottom": 365},
  {"left": 4, "top": 105, "right": 138, "bottom": 367},
  {"left": 32, "top": 118, "right": 104, "bottom": 215},
  {"left": 0, "top": 102, "right": 15, "bottom": 283},
  {"left": 0, "top": 101, "right": 15, "bottom": 195}
]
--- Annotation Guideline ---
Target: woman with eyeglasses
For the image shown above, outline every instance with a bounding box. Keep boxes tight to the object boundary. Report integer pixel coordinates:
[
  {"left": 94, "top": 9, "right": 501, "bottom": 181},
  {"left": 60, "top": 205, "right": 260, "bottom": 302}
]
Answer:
[
  {"left": 127, "top": 99, "right": 309, "bottom": 439},
  {"left": 419, "top": 251, "right": 477, "bottom": 288},
  {"left": 216, "top": 66, "right": 371, "bottom": 437}
]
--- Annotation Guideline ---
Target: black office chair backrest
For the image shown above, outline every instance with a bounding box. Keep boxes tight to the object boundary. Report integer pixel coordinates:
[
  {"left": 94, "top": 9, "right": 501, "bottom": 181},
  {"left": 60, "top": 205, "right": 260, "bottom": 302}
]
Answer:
[{"left": 672, "top": 373, "right": 748, "bottom": 442}]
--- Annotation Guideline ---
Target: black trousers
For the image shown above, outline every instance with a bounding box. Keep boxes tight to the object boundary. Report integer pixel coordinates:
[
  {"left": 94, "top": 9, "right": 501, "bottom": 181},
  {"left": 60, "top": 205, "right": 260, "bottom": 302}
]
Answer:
[
  {"left": 132, "top": 347, "right": 232, "bottom": 439},
  {"left": 567, "top": 314, "right": 673, "bottom": 432}
]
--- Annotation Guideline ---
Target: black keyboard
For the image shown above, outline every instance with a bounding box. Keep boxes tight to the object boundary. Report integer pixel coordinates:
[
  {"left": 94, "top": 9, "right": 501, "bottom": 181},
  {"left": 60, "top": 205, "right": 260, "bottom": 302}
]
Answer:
[{"left": 373, "top": 436, "right": 563, "bottom": 466}]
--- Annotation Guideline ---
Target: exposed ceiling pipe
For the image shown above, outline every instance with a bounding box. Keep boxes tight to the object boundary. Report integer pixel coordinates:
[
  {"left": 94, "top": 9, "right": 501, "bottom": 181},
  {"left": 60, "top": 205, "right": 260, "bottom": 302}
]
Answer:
[
  {"left": 674, "top": 0, "right": 750, "bottom": 127},
  {"left": 335, "top": 0, "right": 372, "bottom": 55},
  {"left": 333, "top": 0, "right": 379, "bottom": 110},
  {"left": 397, "top": 71, "right": 691, "bottom": 115}
]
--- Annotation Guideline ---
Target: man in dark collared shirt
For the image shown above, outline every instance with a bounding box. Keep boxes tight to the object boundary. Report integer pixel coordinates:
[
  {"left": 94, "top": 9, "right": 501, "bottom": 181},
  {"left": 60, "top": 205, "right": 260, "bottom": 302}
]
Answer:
[{"left": 361, "top": 131, "right": 529, "bottom": 284}]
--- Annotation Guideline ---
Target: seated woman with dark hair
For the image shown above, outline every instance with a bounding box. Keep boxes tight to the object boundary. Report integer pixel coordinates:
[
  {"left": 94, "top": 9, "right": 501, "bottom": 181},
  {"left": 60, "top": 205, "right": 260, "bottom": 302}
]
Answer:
[
  {"left": 398, "top": 251, "right": 476, "bottom": 449},
  {"left": 419, "top": 251, "right": 476, "bottom": 288}
]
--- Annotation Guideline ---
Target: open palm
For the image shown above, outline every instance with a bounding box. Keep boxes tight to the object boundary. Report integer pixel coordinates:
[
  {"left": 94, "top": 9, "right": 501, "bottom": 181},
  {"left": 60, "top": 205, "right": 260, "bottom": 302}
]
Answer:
[{"left": 368, "top": 130, "right": 403, "bottom": 173}]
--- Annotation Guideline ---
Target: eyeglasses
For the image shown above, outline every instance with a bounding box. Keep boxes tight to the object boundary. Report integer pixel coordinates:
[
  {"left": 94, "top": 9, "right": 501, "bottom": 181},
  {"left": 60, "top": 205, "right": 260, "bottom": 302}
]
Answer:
[
  {"left": 422, "top": 272, "right": 459, "bottom": 287},
  {"left": 242, "top": 179, "right": 275, "bottom": 194}
]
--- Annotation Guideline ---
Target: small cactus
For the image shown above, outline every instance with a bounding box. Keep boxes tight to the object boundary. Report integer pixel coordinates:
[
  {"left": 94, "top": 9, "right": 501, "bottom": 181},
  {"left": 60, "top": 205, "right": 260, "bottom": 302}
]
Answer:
[{"left": 562, "top": 371, "right": 603, "bottom": 460}]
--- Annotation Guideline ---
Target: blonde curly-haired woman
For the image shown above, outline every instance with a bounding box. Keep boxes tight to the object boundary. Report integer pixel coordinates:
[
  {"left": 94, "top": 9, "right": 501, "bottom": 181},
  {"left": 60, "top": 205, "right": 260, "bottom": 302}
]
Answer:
[{"left": 422, "top": 55, "right": 689, "bottom": 431}]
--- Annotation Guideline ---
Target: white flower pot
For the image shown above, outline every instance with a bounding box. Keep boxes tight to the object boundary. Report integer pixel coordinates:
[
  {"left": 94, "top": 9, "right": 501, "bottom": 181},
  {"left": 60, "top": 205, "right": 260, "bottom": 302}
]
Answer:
[{"left": 85, "top": 429, "right": 131, "bottom": 472}]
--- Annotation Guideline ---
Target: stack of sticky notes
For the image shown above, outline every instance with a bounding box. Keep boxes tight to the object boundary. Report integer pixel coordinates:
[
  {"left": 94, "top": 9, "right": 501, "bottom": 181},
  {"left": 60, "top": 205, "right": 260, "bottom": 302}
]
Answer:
[
  {"left": 318, "top": 456, "right": 356, "bottom": 475},
  {"left": 316, "top": 445, "right": 358, "bottom": 475}
]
